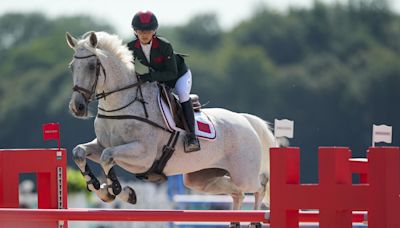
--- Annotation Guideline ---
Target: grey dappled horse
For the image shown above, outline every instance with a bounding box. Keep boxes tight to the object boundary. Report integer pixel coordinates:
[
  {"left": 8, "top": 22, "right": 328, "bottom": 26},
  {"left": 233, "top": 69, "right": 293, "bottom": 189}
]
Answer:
[{"left": 66, "top": 31, "right": 278, "bottom": 228}]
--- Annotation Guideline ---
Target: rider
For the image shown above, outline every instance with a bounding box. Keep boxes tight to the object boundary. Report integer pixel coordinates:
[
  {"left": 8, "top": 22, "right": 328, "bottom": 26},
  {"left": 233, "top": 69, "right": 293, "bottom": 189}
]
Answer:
[{"left": 127, "top": 10, "right": 201, "bottom": 152}]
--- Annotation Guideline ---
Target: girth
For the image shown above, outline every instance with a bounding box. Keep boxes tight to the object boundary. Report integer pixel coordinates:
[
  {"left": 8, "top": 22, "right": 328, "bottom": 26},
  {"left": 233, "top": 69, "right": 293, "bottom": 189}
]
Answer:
[{"left": 135, "top": 131, "right": 180, "bottom": 183}]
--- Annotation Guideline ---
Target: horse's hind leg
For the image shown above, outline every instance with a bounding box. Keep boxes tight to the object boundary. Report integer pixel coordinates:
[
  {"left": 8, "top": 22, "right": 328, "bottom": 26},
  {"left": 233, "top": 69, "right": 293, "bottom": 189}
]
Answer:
[
  {"left": 73, "top": 139, "right": 116, "bottom": 203},
  {"left": 254, "top": 174, "right": 268, "bottom": 210},
  {"left": 248, "top": 174, "right": 268, "bottom": 228},
  {"left": 183, "top": 169, "right": 244, "bottom": 228}
]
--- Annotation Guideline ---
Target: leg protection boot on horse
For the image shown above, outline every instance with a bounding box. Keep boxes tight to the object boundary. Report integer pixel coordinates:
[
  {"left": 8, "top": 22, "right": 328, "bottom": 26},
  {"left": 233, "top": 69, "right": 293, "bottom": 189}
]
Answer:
[
  {"left": 181, "top": 99, "right": 201, "bottom": 152},
  {"left": 82, "top": 164, "right": 100, "bottom": 192},
  {"left": 107, "top": 167, "right": 122, "bottom": 196}
]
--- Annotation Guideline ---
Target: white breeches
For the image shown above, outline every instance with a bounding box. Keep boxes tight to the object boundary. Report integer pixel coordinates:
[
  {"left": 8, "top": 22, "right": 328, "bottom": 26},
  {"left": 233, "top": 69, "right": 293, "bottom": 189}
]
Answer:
[{"left": 174, "top": 70, "right": 192, "bottom": 103}]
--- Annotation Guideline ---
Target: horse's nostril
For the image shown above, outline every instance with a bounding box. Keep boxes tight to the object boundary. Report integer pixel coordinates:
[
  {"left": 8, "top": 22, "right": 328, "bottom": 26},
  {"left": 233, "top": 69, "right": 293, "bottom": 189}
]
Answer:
[{"left": 78, "top": 103, "right": 85, "bottom": 111}]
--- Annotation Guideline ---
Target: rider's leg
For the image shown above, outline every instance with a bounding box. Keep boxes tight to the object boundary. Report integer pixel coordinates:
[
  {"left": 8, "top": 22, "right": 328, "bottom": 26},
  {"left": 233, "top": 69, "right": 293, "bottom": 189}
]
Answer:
[{"left": 175, "top": 70, "right": 200, "bottom": 152}]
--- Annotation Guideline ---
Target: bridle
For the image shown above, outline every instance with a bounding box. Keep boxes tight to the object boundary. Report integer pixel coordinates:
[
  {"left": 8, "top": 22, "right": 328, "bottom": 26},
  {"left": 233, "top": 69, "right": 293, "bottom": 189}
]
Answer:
[
  {"left": 71, "top": 53, "right": 145, "bottom": 112},
  {"left": 71, "top": 52, "right": 169, "bottom": 132},
  {"left": 72, "top": 54, "right": 104, "bottom": 102}
]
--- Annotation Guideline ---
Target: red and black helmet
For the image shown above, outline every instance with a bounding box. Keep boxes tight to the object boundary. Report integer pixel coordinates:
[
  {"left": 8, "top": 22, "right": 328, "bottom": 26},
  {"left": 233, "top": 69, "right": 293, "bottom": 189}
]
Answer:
[{"left": 131, "top": 11, "right": 158, "bottom": 31}]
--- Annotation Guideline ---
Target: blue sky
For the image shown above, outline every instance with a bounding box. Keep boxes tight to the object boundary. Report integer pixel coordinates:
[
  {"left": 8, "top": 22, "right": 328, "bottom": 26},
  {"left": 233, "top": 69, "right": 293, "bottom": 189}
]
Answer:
[{"left": 1, "top": 0, "right": 399, "bottom": 38}]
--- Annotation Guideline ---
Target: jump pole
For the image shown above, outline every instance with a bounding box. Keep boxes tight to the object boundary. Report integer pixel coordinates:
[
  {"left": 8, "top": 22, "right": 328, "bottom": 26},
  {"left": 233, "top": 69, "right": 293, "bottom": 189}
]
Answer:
[
  {"left": 0, "top": 208, "right": 366, "bottom": 223},
  {"left": 1, "top": 146, "right": 399, "bottom": 227}
]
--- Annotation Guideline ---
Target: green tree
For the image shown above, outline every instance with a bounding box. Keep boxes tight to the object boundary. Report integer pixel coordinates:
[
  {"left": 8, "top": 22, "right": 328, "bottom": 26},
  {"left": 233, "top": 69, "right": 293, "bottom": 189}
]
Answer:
[{"left": 176, "top": 13, "right": 222, "bottom": 50}]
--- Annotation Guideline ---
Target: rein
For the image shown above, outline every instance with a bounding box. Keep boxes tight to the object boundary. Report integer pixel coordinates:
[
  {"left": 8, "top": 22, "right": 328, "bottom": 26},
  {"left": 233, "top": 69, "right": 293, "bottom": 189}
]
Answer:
[{"left": 97, "top": 114, "right": 172, "bottom": 133}]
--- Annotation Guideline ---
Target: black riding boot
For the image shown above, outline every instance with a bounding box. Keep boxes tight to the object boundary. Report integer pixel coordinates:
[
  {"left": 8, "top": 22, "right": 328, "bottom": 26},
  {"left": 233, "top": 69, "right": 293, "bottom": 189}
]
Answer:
[{"left": 181, "top": 99, "right": 201, "bottom": 152}]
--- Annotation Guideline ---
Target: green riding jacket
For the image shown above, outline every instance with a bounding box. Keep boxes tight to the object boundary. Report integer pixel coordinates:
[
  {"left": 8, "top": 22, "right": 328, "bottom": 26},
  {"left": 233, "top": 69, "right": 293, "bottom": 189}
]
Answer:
[{"left": 127, "top": 36, "right": 188, "bottom": 88}]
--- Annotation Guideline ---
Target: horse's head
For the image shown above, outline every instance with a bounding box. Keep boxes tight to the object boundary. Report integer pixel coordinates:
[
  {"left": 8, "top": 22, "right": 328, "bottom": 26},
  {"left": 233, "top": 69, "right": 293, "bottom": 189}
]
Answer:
[{"left": 66, "top": 32, "right": 104, "bottom": 117}]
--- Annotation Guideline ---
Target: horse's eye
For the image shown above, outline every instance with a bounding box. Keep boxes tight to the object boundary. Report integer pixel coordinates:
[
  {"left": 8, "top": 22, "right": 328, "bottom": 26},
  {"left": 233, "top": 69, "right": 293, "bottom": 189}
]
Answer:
[{"left": 89, "top": 64, "right": 96, "bottom": 71}]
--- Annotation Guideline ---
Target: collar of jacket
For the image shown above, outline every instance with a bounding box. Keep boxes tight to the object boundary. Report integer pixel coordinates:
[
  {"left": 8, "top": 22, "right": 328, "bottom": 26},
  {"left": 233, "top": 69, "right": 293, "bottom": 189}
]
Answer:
[{"left": 134, "top": 36, "right": 160, "bottom": 49}]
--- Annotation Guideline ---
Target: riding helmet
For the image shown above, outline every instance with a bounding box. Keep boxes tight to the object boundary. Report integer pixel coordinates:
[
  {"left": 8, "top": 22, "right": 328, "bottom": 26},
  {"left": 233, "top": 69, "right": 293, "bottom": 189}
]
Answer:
[{"left": 131, "top": 11, "right": 158, "bottom": 31}]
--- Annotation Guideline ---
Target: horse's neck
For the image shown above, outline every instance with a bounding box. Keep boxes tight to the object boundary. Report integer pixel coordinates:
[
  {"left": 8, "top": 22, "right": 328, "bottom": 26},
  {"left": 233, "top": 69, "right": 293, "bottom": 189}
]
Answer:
[
  {"left": 96, "top": 53, "right": 160, "bottom": 118},
  {"left": 96, "top": 54, "right": 137, "bottom": 112}
]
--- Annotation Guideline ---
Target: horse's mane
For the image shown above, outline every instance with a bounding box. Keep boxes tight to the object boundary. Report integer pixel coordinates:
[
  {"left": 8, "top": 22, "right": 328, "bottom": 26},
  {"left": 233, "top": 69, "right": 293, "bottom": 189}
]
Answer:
[{"left": 80, "top": 31, "right": 133, "bottom": 67}]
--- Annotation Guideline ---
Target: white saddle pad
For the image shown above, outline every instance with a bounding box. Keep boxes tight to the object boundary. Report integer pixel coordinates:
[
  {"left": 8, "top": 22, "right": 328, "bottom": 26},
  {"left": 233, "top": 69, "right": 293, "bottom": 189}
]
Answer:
[{"left": 158, "top": 95, "right": 216, "bottom": 140}]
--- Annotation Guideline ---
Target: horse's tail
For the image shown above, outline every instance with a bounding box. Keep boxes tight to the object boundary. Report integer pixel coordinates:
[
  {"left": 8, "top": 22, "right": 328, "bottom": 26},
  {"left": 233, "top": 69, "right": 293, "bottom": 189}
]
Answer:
[{"left": 241, "top": 113, "right": 279, "bottom": 208}]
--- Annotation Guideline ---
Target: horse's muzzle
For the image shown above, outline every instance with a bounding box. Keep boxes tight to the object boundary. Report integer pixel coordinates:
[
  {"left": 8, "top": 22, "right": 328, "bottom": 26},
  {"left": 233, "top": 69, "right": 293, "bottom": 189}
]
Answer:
[{"left": 69, "top": 92, "right": 88, "bottom": 117}]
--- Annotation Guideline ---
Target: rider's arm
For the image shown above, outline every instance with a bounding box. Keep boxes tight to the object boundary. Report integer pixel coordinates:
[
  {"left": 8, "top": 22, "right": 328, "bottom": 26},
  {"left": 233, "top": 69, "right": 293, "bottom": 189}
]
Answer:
[{"left": 149, "top": 42, "right": 179, "bottom": 82}]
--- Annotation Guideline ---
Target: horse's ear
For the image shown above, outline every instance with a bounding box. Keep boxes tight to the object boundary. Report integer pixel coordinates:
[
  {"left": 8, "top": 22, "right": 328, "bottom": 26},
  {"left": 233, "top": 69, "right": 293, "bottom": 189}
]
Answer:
[
  {"left": 66, "top": 32, "right": 77, "bottom": 49},
  {"left": 89, "top": 32, "right": 98, "bottom": 48}
]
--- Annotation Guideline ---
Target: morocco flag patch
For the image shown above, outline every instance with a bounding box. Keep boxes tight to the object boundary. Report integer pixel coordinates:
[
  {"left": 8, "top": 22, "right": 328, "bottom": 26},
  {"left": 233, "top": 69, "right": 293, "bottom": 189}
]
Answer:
[{"left": 194, "top": 112, "right": 216, "bottom": 140}]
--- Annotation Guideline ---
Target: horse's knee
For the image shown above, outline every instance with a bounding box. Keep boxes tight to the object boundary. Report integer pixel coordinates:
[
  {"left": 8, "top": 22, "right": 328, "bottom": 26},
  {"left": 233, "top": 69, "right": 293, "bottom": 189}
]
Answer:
[
  {"left": 100, "top": 148, "right": 115, "bottom": 168},
  {"left": 72, "top": 146, "right": 86, "bottom": 165}
]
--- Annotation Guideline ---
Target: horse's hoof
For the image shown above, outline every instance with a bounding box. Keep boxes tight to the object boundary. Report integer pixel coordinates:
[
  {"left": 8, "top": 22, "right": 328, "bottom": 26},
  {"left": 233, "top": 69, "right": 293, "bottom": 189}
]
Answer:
[
  {"left": 125, "top": 186, "right": 137, "bottom": 204},
  {"left": 229, "top": 222, "right": 240, "bottom": 228},
  {"left": 116, "top": 186, "right": 137, "bottom": 204},
  {"left": 249, "top": 222, "right": 262, "bottom": 228}
]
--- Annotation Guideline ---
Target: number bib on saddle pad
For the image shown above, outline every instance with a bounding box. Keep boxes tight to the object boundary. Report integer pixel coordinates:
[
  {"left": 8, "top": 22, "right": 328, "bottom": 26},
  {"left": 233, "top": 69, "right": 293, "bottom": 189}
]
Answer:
[{"left": 158, "top": 94, "right": 216, "bottom": 140}]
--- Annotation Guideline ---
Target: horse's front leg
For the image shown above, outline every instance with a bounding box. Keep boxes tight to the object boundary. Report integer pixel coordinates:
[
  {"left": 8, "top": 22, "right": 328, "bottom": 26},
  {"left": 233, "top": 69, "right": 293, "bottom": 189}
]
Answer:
[
  {"left": 100, "top": 141, "right": 150, "bottom": 204},
  {"left": 73, "top": 139, "right": 116, "bottom": 202},
  {"left": 72, "top": 139, "right": 103, "bottom": 191}
]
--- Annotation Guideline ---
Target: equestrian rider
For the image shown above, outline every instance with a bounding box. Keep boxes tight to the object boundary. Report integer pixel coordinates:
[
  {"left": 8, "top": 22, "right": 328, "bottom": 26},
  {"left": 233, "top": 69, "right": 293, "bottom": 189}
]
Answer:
[{"left": 127, "top": 10, "right": 201, "bottom": 152}]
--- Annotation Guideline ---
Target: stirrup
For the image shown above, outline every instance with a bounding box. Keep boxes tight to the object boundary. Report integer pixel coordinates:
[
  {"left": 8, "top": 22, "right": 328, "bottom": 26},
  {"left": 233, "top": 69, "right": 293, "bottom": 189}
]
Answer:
[{"left": 184, "top": 134, "right": 201, "bottom": 152}]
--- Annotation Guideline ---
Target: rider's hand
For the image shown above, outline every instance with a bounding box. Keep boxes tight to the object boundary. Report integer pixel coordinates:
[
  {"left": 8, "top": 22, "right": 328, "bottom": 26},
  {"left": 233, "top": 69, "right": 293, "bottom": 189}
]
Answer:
[
  {"left": 137, "top": 73, "right": 152, "bottom": 82},
  {"left": 134, "top": 60, "right": 150, "bottom": 75}
]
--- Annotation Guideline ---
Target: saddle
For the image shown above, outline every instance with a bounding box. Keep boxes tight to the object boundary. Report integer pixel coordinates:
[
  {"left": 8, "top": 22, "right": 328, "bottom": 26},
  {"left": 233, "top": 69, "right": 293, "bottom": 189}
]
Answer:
[{"left": 159, "top": 84, "right": 201, "bottom": 132}]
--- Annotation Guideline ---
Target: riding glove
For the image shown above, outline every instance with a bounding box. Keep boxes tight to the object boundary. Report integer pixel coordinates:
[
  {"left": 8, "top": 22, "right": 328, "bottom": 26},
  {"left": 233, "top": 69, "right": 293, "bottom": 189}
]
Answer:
[{"left": 134, "top": 59, "right": 150, "bottom": 75}]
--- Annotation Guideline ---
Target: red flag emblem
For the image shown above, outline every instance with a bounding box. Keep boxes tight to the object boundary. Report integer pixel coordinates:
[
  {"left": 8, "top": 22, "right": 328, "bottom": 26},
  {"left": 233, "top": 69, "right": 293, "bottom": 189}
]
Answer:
[
  {"left": 43, "top": 123, "right": 60, "bottom": 141},
  {"left": 42, "top": 123, "right": 61, "bottom": 150},
  {"left": 197, "top": 121, "right": 211, "bottom": 134}
]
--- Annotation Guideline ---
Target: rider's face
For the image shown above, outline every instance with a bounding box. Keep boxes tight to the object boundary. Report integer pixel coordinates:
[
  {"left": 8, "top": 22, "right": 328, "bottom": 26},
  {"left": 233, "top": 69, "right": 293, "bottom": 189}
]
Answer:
[{"left": 135, "top": 30, "right": 156, "bottom": 44}]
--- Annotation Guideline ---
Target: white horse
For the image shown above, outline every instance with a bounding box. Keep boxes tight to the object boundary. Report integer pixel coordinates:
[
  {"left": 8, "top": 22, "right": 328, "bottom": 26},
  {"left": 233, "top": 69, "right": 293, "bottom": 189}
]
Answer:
[{"left": 66, "top": 31, "right": 277, "bottom": 228}]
